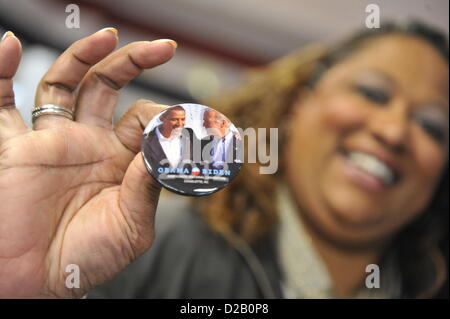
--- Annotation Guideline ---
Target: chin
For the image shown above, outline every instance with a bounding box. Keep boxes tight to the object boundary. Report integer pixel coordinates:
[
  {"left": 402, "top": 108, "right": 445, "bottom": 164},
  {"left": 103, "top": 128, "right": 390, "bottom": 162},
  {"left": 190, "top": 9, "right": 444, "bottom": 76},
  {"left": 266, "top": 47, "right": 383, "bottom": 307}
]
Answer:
[
  {"left": 310, "top": 184, "right": 397, "bottom": 245},
  {"left": 325, "top": 186, "right": 388, "bottom": 225}
]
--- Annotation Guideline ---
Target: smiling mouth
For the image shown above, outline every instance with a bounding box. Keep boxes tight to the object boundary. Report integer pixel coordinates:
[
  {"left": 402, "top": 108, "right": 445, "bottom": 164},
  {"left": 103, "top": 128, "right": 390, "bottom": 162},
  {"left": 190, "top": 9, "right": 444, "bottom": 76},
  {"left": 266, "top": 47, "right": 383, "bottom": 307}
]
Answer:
[{"left": 339, "top": 148, "right": 402, "bottom": 190}]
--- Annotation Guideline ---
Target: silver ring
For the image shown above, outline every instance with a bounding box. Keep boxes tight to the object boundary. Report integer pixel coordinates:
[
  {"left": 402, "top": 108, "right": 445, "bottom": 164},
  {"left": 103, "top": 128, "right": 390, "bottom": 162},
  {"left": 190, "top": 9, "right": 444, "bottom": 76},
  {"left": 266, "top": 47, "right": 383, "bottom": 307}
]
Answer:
[{"left": 31, "top": 104, "right": 74, "bottom": 123}]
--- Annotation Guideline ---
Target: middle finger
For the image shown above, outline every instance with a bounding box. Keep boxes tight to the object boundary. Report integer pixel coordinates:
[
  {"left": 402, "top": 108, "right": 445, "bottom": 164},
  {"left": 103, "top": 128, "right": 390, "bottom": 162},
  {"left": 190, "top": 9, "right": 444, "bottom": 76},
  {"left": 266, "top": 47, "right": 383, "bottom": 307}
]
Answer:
[
  {"left": 33, "top": 28, "right": 118, "bottom": 130},
  {"left": 74, "top": 39, "right": 177, "bottom": 130}
]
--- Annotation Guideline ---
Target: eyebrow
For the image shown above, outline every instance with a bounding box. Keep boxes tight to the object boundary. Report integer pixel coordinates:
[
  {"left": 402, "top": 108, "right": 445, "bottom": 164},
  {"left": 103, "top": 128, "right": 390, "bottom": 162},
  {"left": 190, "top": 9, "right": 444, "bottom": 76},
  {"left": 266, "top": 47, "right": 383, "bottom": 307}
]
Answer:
[
  {"left": 356, "top": 69, "right": 396, "bottom": 88},
  {"left": 417, "top": 101, "right": 449, "bottom": 120},
  {"left": 359, "top": 69, "right": 449, "bottom": 113}
]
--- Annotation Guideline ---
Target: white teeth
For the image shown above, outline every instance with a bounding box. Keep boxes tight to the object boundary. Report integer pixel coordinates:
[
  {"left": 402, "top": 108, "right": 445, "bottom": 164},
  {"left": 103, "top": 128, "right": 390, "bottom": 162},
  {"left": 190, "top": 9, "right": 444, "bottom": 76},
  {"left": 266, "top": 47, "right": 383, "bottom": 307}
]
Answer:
[{"left": 346, "top": 151, "right": 395, "bottom": 186}]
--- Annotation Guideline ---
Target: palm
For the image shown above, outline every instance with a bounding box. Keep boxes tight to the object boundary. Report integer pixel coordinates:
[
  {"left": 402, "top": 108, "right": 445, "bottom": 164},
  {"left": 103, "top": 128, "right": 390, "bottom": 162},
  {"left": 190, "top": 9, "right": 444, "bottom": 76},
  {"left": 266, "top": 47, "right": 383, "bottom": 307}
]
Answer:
[{"left": 0, "top": 30, "right": 175, "bottom": 297}]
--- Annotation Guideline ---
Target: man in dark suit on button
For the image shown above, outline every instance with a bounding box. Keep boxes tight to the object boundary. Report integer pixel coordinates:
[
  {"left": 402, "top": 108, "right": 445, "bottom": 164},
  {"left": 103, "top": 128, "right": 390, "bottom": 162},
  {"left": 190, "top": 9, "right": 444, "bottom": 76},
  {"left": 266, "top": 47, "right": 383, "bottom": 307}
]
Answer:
[{"left": 142, "top": 106, "right": 196, "bottom": 175}]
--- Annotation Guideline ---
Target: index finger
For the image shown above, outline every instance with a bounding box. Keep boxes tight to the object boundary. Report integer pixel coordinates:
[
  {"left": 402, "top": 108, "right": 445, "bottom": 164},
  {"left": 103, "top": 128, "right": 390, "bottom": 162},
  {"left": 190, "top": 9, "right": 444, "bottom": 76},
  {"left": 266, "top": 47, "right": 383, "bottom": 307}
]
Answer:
[
  {"left": 0, "top": 32, "right": 28, "bottom": 144},
  {"left": 74, "top": 39, "right": 177, "bottom": 129}
]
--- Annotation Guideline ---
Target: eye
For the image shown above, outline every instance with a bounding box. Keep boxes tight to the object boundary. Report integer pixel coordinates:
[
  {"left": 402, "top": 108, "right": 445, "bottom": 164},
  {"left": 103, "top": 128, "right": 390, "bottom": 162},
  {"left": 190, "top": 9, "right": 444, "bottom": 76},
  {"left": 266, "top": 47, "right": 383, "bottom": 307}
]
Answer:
[
  {"left": 415, "top": 117, "right": 447, "bottom": 144},
  {"left": 355, "top": 85, "right": 390, "bottom": 104}
]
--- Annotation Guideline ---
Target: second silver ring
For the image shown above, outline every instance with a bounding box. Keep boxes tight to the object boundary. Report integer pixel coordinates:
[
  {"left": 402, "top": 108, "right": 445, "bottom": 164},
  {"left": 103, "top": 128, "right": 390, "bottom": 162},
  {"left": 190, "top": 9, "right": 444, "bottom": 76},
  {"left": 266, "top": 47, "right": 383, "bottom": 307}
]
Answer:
[{"left": 31, "top": 104, "right": 74, "bottom": 124}]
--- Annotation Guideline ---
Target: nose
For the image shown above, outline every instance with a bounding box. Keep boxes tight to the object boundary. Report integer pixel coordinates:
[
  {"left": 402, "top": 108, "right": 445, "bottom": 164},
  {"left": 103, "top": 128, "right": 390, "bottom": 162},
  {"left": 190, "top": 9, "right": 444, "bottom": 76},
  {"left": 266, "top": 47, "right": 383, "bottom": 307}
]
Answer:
[{"left": 367, "top": 103, "right": 410, "bottom": 154}]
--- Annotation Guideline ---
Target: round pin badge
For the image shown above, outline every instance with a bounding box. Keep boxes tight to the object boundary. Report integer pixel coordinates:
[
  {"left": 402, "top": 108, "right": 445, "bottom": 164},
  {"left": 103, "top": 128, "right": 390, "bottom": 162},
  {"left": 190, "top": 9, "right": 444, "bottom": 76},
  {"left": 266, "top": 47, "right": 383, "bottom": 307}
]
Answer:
[{"left": 141, "top": 103, "right": 243, "bottom": 196}]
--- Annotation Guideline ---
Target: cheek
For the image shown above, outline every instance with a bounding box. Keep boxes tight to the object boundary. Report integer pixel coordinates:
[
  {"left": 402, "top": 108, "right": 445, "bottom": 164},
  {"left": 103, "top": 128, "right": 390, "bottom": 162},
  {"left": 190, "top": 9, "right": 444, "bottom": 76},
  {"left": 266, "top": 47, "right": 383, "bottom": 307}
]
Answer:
[
  {"left": 413, "top": 133, "right": 446, "bottom": 182},
  {"left": 290, "top": 93, "right": 370, "bottom": 171},
  {"left": 288, "top": 94, "right": 367, "bottom": 194},
  {"left": 408, "top": 128, "right": 447, "bottom": 207},
  {"left": 320, "top": 93, "right": 370, "bottom": 132}
]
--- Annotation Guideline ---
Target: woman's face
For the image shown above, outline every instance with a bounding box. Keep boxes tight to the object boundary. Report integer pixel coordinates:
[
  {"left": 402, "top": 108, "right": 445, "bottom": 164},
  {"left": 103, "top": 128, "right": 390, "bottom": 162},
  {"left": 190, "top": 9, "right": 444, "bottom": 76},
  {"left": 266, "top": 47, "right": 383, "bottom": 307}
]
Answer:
[{"left": 286, "top": 34, "right": 449, "bottom": 246}]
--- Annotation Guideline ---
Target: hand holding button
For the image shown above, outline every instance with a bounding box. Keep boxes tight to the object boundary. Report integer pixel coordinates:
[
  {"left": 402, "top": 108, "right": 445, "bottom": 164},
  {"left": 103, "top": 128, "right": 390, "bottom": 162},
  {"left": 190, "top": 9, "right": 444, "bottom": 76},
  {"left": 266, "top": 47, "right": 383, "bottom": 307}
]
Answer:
[{"left": 0, "top": 29, "right": 176, "bottom": 298}]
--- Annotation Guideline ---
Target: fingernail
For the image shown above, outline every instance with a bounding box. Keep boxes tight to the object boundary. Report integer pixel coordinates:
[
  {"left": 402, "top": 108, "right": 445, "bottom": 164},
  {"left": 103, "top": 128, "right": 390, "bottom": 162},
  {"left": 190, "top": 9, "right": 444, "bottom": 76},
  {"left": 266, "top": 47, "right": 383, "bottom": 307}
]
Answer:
[
  {"left": 1, "top": 31, "right": 15, "bottom": 42},
  {"left": 152, "top": 39, "right": 178, "bottom": 49},
  {"left": 96, "top": 27, "right": 118, "bottom": 36}
]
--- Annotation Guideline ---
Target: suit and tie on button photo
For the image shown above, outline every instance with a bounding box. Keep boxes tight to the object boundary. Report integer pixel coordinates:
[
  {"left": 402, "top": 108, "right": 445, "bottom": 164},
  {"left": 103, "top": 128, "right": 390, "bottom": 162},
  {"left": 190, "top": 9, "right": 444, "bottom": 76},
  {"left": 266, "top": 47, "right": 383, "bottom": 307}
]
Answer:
[{"left": 142, "top": 104, "right": 242, "bottom": 196}]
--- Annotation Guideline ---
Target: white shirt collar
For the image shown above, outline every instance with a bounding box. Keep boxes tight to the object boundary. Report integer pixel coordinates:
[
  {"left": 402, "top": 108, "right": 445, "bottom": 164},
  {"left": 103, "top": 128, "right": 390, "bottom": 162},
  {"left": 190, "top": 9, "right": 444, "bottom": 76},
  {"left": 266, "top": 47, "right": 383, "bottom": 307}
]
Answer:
[
  {"left": 156, "top": 126, "right": 182, "bottom": 168},
  {"left": 156, "top": 126, "right": 181, "bottom": 141}
]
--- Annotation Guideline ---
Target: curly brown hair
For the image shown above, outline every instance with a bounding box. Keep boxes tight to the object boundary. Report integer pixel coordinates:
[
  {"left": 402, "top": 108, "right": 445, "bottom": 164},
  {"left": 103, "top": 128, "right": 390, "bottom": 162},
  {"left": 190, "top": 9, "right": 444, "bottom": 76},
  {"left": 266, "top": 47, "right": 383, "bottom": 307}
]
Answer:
[{"left": 195, "top": 21, "right": 449, "bottom": 298}]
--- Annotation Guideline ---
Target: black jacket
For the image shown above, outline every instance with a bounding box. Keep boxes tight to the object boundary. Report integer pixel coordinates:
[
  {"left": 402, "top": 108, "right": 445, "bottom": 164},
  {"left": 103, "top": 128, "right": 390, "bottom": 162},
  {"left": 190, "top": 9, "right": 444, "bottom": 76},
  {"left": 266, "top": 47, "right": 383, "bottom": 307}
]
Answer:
[
  {"left": 87, "top": 203, "right": 283, "bottom": 299},
  {"left": 142, "top": 127, "right": 197, "bottom": 172}
]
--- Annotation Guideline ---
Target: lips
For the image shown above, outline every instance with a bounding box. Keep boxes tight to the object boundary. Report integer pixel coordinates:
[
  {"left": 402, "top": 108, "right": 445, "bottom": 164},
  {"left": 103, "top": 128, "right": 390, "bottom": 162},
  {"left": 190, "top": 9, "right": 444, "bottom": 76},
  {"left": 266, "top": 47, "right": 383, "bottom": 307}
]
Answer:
[{"left": 339, "top": 147, "right": 402, "bottom": 188}]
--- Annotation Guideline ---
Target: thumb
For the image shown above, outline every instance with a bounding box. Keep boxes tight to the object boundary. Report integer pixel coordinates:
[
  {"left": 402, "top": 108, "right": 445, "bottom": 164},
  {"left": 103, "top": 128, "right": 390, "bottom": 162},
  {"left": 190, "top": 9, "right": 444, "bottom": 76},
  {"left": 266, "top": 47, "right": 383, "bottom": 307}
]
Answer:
[
  {"left": 0, "top": 32, "right": 28, "bottom": 144},
  {"left": 115, "top": 99, "right": 169, "bottom": 153},
  {"left": 118, "top": 152, "right": 161, "bottom": 256},
  {"left": 115, "top": 99, "right": 168, "bottom": 255}
]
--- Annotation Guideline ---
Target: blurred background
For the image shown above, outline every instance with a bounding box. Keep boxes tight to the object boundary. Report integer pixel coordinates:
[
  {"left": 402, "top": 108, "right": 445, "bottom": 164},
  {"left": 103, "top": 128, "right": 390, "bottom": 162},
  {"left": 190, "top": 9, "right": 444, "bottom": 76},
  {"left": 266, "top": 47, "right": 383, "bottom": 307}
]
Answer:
[
  {"left": 0, "top": 0, "right": 448, "bottom": 298},
  {"left": 1, "top": 0, "right": 448, "bottom": 235},
  {"left": 0, "top": 0, "right": 448, "bottom": 126}
]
